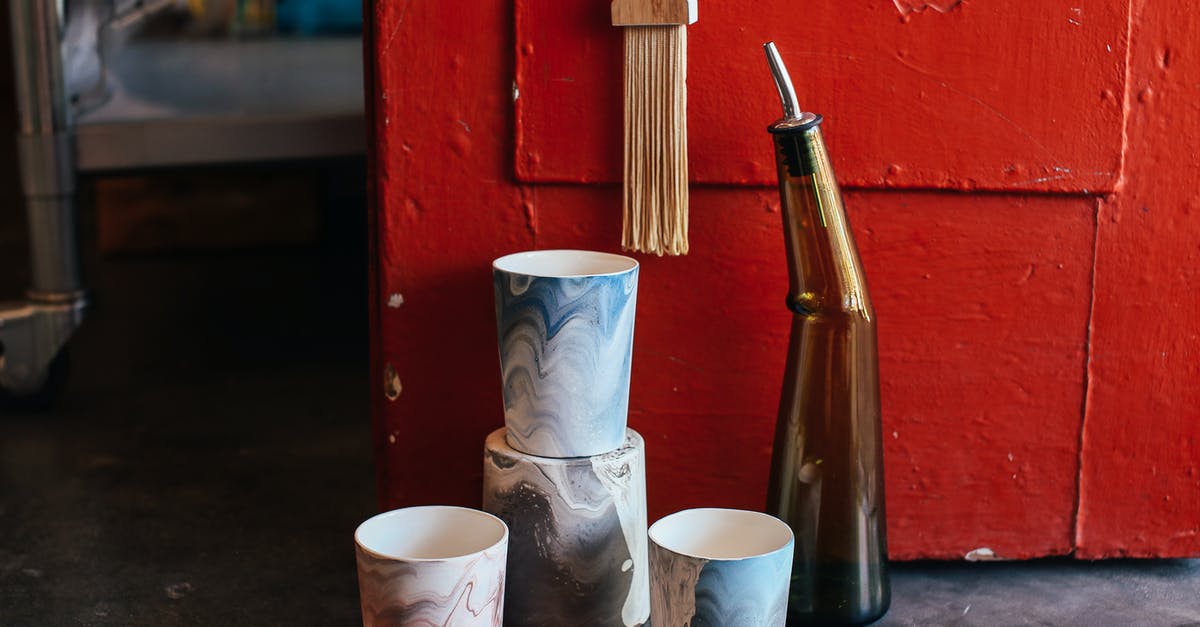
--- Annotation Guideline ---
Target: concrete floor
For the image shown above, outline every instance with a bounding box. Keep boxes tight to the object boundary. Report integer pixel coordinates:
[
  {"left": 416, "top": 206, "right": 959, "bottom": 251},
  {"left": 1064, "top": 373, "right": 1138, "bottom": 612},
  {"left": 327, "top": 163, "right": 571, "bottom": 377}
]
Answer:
[
  {"left": 2, "top": 202, "right": 1199, "bottom": 626},
  {"left": 883, "top": 559, "right": 1200, "bottom": 626},
  {"left": 0, "top": 190, "right": 375, "bottom": 625}
]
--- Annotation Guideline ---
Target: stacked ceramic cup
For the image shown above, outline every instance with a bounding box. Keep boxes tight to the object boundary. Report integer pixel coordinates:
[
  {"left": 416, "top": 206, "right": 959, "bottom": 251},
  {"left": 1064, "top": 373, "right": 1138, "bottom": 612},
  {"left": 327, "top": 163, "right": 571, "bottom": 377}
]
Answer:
[{"left": 483, "top": 250, "right": 650, "bottom": 627}]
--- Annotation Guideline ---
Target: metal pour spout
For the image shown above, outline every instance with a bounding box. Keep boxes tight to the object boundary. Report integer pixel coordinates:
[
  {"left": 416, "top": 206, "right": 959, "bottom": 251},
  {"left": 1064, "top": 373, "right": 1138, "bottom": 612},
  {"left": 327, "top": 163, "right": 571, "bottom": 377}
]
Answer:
[{"left": 764, "top": 41, "right": 800, "bottom": 119}]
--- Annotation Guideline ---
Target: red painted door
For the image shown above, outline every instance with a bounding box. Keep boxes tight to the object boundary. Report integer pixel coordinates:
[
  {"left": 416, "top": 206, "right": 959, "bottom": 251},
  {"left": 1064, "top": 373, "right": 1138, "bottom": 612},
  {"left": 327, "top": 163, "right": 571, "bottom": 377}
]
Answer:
[{"left": 365, "top": 0, "right": 1199, "bottom": 558}]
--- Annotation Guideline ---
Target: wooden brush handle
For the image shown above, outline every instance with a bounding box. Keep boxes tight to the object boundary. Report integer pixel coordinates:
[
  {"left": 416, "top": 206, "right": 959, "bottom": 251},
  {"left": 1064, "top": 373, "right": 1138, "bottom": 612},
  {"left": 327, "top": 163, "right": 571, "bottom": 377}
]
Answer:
[{"left": 611, "top": 0, "right": 697, "bottom": 26}]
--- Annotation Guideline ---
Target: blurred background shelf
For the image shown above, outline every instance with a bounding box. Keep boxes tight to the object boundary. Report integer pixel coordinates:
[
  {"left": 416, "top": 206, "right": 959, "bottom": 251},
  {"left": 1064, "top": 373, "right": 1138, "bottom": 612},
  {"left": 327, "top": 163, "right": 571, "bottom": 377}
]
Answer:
[{"left": 75, "top": 36, "right": 365, "bottom": 171}]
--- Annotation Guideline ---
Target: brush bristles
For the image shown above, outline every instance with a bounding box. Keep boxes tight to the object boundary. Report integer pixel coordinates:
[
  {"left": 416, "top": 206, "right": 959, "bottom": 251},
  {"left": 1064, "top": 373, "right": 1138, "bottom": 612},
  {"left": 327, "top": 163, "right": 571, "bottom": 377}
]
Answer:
[{"left": 622, "top": 25, "right": 689, "bottom": 256}]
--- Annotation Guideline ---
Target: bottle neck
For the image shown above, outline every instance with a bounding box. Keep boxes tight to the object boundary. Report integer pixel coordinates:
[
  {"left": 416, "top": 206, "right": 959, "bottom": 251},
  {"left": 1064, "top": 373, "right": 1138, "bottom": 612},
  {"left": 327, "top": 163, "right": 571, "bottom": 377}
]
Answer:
[{"left": 771, "top": 125, "right": 871, "bottom": 317}]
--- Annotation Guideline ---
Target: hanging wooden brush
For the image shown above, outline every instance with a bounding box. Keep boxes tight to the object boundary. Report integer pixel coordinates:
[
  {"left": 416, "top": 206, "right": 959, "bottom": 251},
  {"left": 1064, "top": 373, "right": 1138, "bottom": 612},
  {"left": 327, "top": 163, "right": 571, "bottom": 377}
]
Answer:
[{"left": 612, "top": 0, "right": 697, "bottom": 256}]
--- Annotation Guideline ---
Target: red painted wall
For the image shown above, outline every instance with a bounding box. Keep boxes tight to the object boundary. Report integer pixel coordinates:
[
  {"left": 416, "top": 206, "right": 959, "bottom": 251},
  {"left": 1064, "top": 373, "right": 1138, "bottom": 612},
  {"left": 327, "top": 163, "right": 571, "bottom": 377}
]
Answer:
[
  {"left": 1076, "top": 0, "right": 1200, "bottom": 558},
  {"left": 514, "top": 0, "right": 1127, "bottom": 192},
  {"left": 366, "top": 0, "right": 1198, "bottom": 558}
]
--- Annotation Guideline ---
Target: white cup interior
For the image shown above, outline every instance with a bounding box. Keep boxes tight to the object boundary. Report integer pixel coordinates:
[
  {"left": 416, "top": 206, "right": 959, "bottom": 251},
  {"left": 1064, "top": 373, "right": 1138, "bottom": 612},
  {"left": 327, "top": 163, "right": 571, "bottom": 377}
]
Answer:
[
  {"left": 355, "top": 506, "right": 508, "bottom": 561},
  {"left": 493, "top": 250, "right": 638, "bottom": 278},
  {"left": 649, "top": 508, "right": 794, "bottom": 560}
]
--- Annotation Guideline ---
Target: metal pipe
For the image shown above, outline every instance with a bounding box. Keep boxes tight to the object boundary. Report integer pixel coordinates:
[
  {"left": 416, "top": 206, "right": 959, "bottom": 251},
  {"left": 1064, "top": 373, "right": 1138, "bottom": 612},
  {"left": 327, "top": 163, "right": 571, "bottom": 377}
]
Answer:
[
  {"left": 763, "top": 41, "right": 800, "bottom": 120},
  {"left": 8, "top": 0, "right": 83, "bottom": 296},
  {"left": 9, "top": 0, "right": 69, "bottom": 132}
]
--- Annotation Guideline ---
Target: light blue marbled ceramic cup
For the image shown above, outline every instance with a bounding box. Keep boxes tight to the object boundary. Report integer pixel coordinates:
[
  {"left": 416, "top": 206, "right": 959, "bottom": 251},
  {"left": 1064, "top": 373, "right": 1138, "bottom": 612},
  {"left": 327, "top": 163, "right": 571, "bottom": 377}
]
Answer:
[
  {"left": 649, "top": 508, "right": 795, "bottom": 627},
  {"left": 493, "top": 250, "right": 638, "bottom": 458}
]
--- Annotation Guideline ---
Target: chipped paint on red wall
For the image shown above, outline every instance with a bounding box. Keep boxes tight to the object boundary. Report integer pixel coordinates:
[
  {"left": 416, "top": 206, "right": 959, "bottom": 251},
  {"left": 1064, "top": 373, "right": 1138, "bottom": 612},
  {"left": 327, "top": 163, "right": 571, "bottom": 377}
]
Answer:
[
  {"left": 368, "top": 0, "right": 1198, "bottom": 558},
  {"left": 890, "top": 0, "right": 963, "bottom": 16}
]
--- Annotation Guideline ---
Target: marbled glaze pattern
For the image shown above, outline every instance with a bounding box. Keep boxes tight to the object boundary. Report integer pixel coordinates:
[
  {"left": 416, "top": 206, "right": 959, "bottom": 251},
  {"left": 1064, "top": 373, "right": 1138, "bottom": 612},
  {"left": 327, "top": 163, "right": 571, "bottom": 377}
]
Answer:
[
  {"left": 649, "top": 539, "right": 792, "bottom": 627},
  {"left": 356, "top": 543, "right": 506, "bottom": 627},
  {"left": 482, "top": 428, "right": 649, "bottom": 626},
  {"left": 493, "top": 264, "right": 638, "bottom": 457}
]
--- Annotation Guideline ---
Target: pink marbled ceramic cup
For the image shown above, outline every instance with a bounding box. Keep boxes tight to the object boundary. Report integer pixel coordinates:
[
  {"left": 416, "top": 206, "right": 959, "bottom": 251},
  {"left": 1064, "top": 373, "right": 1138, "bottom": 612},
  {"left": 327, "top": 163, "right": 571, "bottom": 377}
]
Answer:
[{"left": 355, "top": 506, "right": 508, "bottom": 627}]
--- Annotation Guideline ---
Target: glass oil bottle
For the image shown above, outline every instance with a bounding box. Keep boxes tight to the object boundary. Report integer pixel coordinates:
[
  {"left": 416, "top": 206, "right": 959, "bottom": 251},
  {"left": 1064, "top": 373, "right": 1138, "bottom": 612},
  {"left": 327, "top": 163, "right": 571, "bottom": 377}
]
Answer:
[{"left": 762, "top": 42, "right": 889, "bottom": 626}]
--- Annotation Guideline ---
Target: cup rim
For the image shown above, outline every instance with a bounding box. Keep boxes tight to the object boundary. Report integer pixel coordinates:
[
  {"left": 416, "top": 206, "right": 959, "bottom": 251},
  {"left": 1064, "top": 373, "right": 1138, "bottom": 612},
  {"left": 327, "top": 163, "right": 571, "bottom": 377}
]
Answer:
[
  {"left": 489, "top": 427, "right": 642, "bottom": 463},
  {"left": 649, "top": 507, "right": 795, "bottom": 562},
  {"left": 355, "top": 505, "right": 509, "bottom": 562},
  {"left": 493, "top": 249, "right": 638, "bottom": 278}
]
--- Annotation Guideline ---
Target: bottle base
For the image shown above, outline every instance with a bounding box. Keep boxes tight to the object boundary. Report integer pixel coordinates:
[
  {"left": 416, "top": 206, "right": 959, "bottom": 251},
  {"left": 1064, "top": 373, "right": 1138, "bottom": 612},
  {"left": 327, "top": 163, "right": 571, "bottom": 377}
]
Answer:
[{"left": 785, "top": 607, "right": 888, "bottom": 626}]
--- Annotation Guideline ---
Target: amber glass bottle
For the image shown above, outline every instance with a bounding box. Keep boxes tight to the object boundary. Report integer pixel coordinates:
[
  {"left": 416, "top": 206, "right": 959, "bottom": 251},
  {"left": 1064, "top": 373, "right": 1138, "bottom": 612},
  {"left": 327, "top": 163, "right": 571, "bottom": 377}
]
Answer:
[{"left": 762, "top": 43, "right": 889, "bottom": 626}]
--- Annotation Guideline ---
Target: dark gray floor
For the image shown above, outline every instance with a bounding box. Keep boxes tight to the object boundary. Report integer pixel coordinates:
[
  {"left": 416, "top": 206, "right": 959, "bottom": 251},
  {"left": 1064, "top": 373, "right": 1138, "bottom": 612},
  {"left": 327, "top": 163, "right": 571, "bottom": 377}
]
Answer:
[
  {"left": 0, "top": 210, "right": 374, "bottom": 625},
  {"left": 2, "top": 208, "right": 1200, "bottom": 626},
  {"left": 883, "top": 559, "right": 1200, "bottom": 626}
]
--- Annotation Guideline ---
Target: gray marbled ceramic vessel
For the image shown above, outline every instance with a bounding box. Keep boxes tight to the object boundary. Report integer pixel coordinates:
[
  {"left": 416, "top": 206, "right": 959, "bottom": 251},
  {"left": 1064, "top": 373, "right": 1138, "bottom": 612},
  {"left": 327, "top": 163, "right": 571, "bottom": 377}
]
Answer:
[
  {"left": 493, "top": 250, "right": 638, "bottom": 458},
  {"left": 482, "top": 427, "right": 649, "bottom": 627},
  {"left": 355, "top": 506, "right": 508, "bottom": 627},
  {"left": 648, "top": 508, "right": 794, "bottom": 627}
]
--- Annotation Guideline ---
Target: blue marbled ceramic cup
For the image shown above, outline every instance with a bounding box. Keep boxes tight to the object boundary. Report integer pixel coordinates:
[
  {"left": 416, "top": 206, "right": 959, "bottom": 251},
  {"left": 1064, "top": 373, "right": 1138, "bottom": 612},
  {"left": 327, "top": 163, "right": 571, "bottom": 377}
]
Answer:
[
  {"left": 493, "top": 250, "right": 639, "bottom": 458},
  {"left": 648, "top": 508, "right": 794, "bottom": 627}
]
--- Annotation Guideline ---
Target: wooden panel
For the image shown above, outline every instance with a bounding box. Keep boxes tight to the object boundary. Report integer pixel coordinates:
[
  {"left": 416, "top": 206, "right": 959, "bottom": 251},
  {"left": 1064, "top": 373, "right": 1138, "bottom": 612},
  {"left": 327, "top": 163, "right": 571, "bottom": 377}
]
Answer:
[
  {"left": 515, "top": 0, "right": 1129, "bottom": 192},
  {"left": 369, "top": 0, "right": 534, "bottom": 508},
  {"left": 532, "top": 188, "right": 1094, "bottom": 559},
  {"left": 1077, "top": 0, "right": 1200, "bottom": 558},
  {"left": 369, "top": 0, "right": 1100, "bottom": 559},
  {"left": 94, "top": 172, "right": 319, "bottom": 253}
]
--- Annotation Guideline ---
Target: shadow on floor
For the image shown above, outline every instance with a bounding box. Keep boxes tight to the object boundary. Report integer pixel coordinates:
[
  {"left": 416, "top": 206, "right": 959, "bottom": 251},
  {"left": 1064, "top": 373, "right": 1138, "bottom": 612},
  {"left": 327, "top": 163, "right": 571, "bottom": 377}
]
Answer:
[{"left": 0, "top": 214, "right": 374, "bottom": 625}]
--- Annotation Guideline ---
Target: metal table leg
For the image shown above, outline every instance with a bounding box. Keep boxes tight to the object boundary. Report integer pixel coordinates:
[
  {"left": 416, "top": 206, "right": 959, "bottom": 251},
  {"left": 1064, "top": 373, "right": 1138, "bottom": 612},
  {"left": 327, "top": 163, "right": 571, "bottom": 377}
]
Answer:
[{"left": 1, "top": 0, "right": 87, "bottom": 400}]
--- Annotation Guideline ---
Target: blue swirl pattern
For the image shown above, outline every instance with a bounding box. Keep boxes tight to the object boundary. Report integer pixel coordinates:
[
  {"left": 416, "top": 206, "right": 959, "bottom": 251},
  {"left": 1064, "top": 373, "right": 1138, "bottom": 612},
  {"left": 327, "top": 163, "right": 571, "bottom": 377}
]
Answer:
[
  {"left": 494, "top": 266, "right": 638, "bottom": 458},
  {"left": 691, "top": 550, "right": 792, "bottom": 626},
  {"left": 650, "top": 536, "right": 792, "bottom": 626}
]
